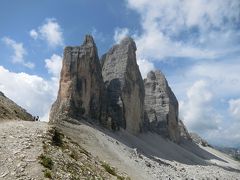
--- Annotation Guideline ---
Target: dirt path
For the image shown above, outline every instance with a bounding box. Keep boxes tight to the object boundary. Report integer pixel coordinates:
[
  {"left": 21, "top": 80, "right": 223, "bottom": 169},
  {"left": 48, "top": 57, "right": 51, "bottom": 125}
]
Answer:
[{"left": 0, "top": 120, "right": 47, "bottom": 180}]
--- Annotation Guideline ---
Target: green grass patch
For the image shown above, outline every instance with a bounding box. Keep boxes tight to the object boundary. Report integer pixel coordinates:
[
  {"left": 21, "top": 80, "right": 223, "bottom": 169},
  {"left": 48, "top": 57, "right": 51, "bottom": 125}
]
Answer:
[
  {"left": 39, "top": 154, "right": 53, "bottom": 170},
  {"left": 44, "top": 169, "right": 52, "bottom": 179},
  {"left": 101, "top": 162, "right": 117, "bottom": 176},
  {"left": 117, "top": 175, "right": 125, "bottom": 180}
]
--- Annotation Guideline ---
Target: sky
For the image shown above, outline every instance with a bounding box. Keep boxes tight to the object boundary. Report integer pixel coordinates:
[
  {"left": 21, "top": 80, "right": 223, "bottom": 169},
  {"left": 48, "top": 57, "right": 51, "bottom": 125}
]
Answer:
[{"left": 0, "top": 0, "right": 240, "bottom": 147}]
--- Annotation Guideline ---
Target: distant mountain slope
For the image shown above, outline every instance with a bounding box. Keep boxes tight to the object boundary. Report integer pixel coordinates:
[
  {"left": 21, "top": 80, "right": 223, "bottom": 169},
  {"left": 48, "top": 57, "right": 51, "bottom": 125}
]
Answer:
[
  {"left": 189, "top": 132, "right": 209, "bottom": 147},
  {"left": 215, "top": 146, "right": 240, "bottom": 161},
  {"left": 0, "top": 91, "right": 33, "bottom": 121}
]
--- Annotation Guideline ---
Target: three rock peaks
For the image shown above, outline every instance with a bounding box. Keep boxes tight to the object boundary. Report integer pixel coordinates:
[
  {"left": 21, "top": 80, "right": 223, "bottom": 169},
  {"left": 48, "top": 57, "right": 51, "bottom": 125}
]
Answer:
[{"left": 50, "top": 35, "right": 180, "bottom": 142}]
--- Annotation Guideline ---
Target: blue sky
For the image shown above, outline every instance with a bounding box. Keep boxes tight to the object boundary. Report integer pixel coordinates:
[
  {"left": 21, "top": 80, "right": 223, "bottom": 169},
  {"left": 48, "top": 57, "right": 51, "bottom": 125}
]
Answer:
[{"left": 0, "top": 0, "right": 240, "bottom": 147}]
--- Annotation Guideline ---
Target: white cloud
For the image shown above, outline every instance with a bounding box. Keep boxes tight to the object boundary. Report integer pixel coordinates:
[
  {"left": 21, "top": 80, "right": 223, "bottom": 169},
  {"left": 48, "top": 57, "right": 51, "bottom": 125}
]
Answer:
[
  {"left": 205, "top": 122, "right": 240, "bottom": 147},
  {"left": 30, "top": 18, "right": 64, "bottom": 47},
  {"left": 229, "top": 98, "right": 240, "bottom": 121},
  {"left": 0, "top": 66, "right": 58, "bottom": 121},
  {"left": 0, "top": 53, "right": 62, "bottom": 121},
  {"left": 114, "top": 27, "right": 129, "bottom": 43},
  {"left": 134, "top": 29, "right": 217, "bottom": 60},
  {"left": 180, "top": 80, "right": 222, "bottom": 133},
  {"left": 125, "top": 0, "right": 240, "bottom": 146},
  {"left": 45, "top": 54, "right": 62, "bottom": 77},
  {"left": 91, "top": 28, "right": 106, "bottom": 42},
  {"left": 171, "top": 60, "right": 240, "bottom": 146},
  {"left": 2, "top": 37, "right": 35, "bottom": 68},
  {"left": 126, "top": 0, "right": 240, "bottom": 60},
  {"left": 137, "top": 58, "right": 155, "bottom": 78},
  {"left": 187, "top": 60, "right": 240, "bottom": 98},
  {"left": 29, "top": 29, "right": 38, "bottom": 39}
]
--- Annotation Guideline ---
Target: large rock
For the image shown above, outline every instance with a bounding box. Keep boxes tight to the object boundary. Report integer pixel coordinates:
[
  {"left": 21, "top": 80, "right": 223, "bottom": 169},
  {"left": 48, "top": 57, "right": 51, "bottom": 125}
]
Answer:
[
  {"left": 49, "top": 35, "right": 105, "bottom": 123},
  {"left": 178, "top": 119, "right": 191, "bottom": 140},
  {"left": 144, "top": 70, "right": 180, "bottom": 142},
  {"left": 101, "top": 37, "right": 145, "bottom": 134}
]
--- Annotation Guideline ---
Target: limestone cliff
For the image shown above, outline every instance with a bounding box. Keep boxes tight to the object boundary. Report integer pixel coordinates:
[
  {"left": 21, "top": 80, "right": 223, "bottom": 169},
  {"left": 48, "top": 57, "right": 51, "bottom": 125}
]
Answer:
[
  {"left": 49, "top": 35, "right": 105, "bottom": 123},
  {"left": 144, "top": 70, "right": 180, "bottom": 142},
  {"left": 49, "top": 35, "right": 182, "bottom": 140},
  {"left": 101, "top": 37, "right": 145, "bottom": 134},
  {"left": 178, "top": 119, "right": 191, "bottom": 140}
]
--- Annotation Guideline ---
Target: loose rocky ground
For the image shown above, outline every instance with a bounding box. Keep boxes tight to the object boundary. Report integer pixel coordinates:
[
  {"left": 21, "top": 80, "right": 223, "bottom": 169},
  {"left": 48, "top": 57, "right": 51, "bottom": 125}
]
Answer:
[
  {"left": 42, "top": 126, "right": 130, "bottom": 179},
  {"left": 0, "top": 120, "right": 130, "bottom": 180},
  {"left": 59, "top": 119, "right": 240, "bottom": 180},
  {"left": 1, "top": 120, "right": 240, "bottom": 180},
  {"left": 0, "top": 120, "right": 46, "bottom": 180}
]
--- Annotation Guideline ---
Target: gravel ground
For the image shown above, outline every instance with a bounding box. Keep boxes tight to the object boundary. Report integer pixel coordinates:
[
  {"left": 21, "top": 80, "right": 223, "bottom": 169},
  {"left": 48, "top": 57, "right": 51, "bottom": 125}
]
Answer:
[
  {"left": 1, "top": 120, "right": 240, "bottom": 180},
  {"left": 0, "top": 120, "right": 47, "bottom": 180}
]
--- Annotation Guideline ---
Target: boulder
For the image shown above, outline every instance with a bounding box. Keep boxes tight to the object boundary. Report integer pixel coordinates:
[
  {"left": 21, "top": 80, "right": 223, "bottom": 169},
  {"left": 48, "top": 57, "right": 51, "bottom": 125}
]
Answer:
[
  {"left": 49, "top": 35, "right": 105, "bottom": 123},
  {"left": 101, "top": 37, "right": 145, "bottom": 134},
  {"left": 144, "top": 70, "right": 180, "bottom": 142}
]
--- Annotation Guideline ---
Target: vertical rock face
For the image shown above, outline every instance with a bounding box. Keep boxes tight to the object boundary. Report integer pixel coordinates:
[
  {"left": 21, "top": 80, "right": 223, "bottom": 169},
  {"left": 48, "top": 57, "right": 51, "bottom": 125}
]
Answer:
[
  {"left": 49, "top": 35, "right": 104, "bottom": 123},
  {"left": 144, "top": 70, "right": 180, "bottom": 142},
  {"left": 101, "top": 37, "right": 145, "bottom": 134},
  {"left": 178, "top": 119, "right": 191, "bottom": 140},
  {"left": 49, "top": 35, "right": 183, "bottom": 141}
]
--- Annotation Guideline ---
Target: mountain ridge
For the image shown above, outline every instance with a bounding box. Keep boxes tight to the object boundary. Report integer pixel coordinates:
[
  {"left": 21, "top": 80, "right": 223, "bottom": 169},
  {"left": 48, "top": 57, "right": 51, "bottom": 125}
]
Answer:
[
  {"left": 0, "top": 91, "right": 33, "bottom": 121},
  {"left": 50, "top": 35, "right": 182, "bottom": 142}
]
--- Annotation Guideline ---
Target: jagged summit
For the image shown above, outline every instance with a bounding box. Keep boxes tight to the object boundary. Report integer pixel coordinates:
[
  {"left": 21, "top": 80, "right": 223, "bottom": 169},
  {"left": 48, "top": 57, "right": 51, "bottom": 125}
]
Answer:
[
  {"left": 64, "top": 35, "right": 97, "bottom": 51},
  {"left": 49, "top": 34, "right": 104, "bottom": 124},
  {"left": 50, "top": 35, "right": 180, "bottom": 139},
  {"left": 144, "top": 70, "right": 180, "bottom": 142},
  {"left": 119, "top": 36, "right": 137, "bottom": 50},
  {"left": 101, "top": 35, "right": 144, "bottom": 134},
  {"left": 83, "top": 34, "right": 95, "bottom": 45},
  {"left": 3, "top": 35, "right": 239, "bottom": 180}
]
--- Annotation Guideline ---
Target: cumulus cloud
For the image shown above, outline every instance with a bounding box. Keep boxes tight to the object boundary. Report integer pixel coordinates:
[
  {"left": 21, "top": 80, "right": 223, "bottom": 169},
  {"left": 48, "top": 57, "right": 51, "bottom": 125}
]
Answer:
[
  {"left": 180, "top": 80, "right": 222, "bottom": 133},
  {"left": 126, "top": 0, "right": 240, "bottom": 60},
  {"left": 30, "top": 18, "right": 64, "bottom": 47},
  {"left": 137, "top": 58, "right": 155, "bottom": 78},
  {"left": 229, "top": 98, "right": 240, "bottom": 121},
  {"left": 114, "top": 27, "right": 129, "bottom": 43},
  {"left": 125, "top": 0, "right": 240, "bottom": 147},
  {"left": 0, "top": 53, "right": 62, "bottom": 121},
  {"left": 2, "top": 37, "right": 35, "bottom": 68},
  {"left": 166, "top": 58, "right": 240, "bottom": 146},
  {"left": 45, "top": 54, "right": 62, "bottom": 78},
  {"left": 188, "top": 60, "right": 240, "bottom": 98},
  {"left": 91, "top": 28, "right": 106, "bottom": 43},
  {"left": 0, "top": 66, "right": 57, "bottom": 121},
  {"left": 29, "top": 29, "right": 38, "bottom": 39}
]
